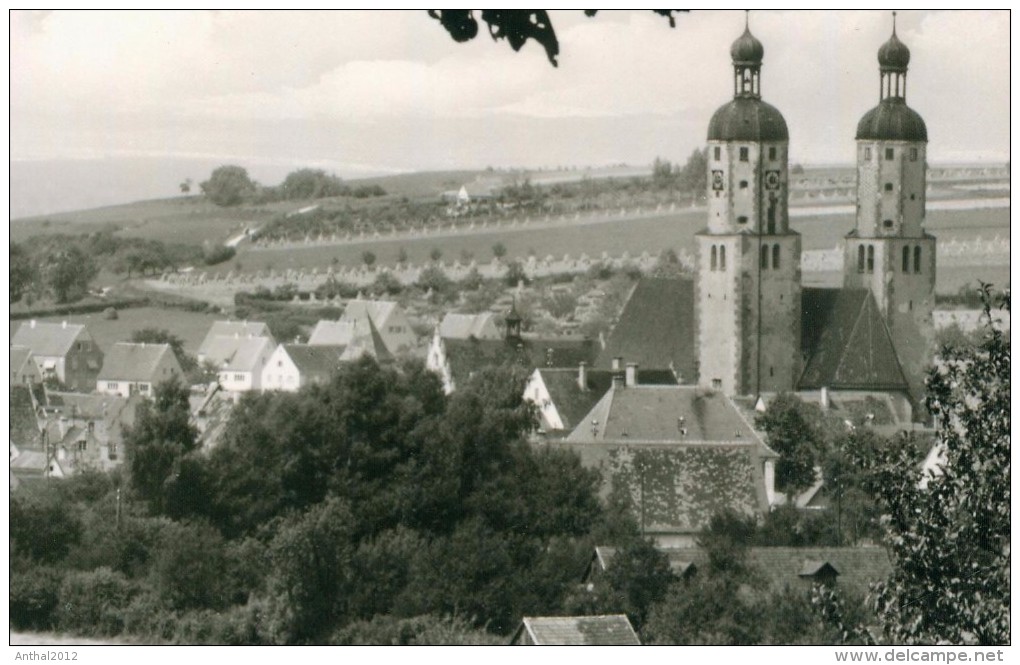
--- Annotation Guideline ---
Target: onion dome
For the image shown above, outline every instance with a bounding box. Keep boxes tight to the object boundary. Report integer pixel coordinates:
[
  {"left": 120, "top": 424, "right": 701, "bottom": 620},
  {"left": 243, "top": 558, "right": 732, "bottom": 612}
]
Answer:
[
  {"left": 856, "top": 99, "right": 927, "bottom": 142},
  {"left": 708, "top": 98, "right": 789, "bottom": 142},
  {"left": 878, "top": 31, "right": 910, "bottom": 71},
  {"left": 730, "top": 26, "right": 764, "bottom": 65}
]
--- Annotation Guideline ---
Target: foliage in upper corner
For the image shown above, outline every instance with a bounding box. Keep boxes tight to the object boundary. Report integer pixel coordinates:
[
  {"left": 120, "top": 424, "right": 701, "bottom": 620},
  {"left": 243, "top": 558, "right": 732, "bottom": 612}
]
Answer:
[
  {"left": 428, "top": 10, "right": 686, "bottom": 66},
  {"left": 825, "top": 285, "right": 1010, "bottom": 645}
]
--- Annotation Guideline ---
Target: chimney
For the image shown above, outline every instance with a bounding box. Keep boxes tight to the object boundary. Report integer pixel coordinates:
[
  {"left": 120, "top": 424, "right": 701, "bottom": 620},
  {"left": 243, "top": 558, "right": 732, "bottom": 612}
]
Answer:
[
  {"left": 625, "top": 362, "right": 638, "bottom": 387},
  {"left": 820, "top": 386, "right": 830, "bottom": 410},
  {"left": 611, "top": 356, "right": 622, "bottom": 371},
  {"left": 577, "top": 361, "right": 588, "bottom": 390},
  {"left": 30, "top": 319, "right": 37, "bottom": 328},
  {"left": 612, "top": 371, "right": 625, "bottom": 389},
  {"left": 62, "top": 320, "right": 68, "bottom": 329}
]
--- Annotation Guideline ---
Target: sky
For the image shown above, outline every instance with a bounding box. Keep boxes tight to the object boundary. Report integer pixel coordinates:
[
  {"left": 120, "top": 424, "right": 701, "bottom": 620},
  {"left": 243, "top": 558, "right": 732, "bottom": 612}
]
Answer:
[{"left": 9, "top": 9, "right": 1011, "bottom": 216}]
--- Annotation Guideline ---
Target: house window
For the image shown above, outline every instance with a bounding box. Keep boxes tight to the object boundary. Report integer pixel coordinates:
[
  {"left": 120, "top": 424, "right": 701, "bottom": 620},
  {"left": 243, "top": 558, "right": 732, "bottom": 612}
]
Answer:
[
  {"left": 77, "top": 440, "right": 87, "bottom": 453},
  {"left": 902, "top": 246, "right": 910, "bottom": 272},
  {"left": 867, "top": 245, "right": 875, "bottom": 273},
  {"left": 768, "top": 146, "right": 777, "bottom": 161},
  {"left": 761, "top": 244, "right": 770, "bottom": 270},
  {"left": 910, "top": 147, "right": 918, "bottom": 161},
  {"left": 710, "top": 246, "right": 717, "bottom": 271},
  {"left": 885, "top": 147, "right": 894, "bottom": 160},
  {"left": 235, "top": 374, "right": 245, "bottom": 382},
  {"left": 737, "top": 216, "right": 748, "bottom": 225},
  {"left": 857, "top": 246, "right": 865, "bottom": 273},
  {"left": 772, "top": 244, "right": 780, "bottom": 269},
  {"left": 883, "top": 219, "right": 894, "bottom": 229},
  {"left": 914, "top": 246, "right": 922, "bottom": 273},
  {"left": 739, "top": 180, "right": 748, "bottom": 189},
  {"left": 739, "top": 147, "right": 749, "bottom": 162},
  {"left": 107, "top": 382, "right": 118, "bottom": 390},
  {"left": 864, "top": 147, "right": 872, "bottom": 160},
  {"left": 139, "top": 384, "right": 149, "bottom": 393},
  {"left": 712, "top": 379, "right": 722, "bottom": 390},
  {"left": 884, "top": 183, "right": 893, "bottom": 192},
  {"left": 713, "top": 146, "right": 721, "bottom": 161},
  {"left": 719, "top": 246, "right": 726, "bottom": 270}
]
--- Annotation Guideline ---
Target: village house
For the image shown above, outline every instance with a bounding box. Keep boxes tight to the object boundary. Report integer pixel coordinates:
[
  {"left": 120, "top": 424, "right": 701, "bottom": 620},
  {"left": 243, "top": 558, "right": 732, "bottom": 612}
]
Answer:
[
  {"left": 11, "top": 320, "right": 104, "bottom": 391},
  {"left": 510, "top": 615, "right": 641, "bottom": 646},
  {"left": 97, "top": 342, "right": 184, "bottom": 398},
  {"left": 197, "top": 320, "right": 274, "bottom": 365},
  {"left": 339, "top": 298, "right": 416, "bottom": 356},
  {"left": 524, "top": 359, "right": 678, "bottom": 435},
  {"left": 10, "top": 345, "right": 42, "bottom": 386},
  {"left": 549, "top": 379, "right": 778, "bottom": 547},
  {"left": 427, "top": 303, "right": 597, "bottom": 394},
  {"left": 436, "top": 311, "right": 503, "bottom": 341},
  {"left": 307, "top": 316, "right": 392, "bottom": 361},
  {"left": 211, "top": 335, "right": 276, "bottom": 393},
  {"left": 261, "top": 344, "right": 346, "bottom": 392}
]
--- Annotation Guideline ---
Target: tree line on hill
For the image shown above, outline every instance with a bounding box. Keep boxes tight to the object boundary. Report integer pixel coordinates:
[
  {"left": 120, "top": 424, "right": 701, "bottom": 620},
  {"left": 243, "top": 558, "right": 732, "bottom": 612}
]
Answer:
[{"left": 199, "top": 166, "right": 387, "bottom": 208}]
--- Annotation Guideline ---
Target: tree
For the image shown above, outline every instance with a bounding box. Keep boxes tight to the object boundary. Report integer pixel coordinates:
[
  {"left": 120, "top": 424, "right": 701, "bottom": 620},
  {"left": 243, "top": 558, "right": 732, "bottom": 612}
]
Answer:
[
  {"left": 491, "top": 242, "right": 507, "bottom": 260},
  {"left": 361, "top": 251, "right": 377, "bottom": 269},
  {"left": 652, "top": 156, "right": 676, "bottom": 188},
  {"left": 10, "top": 242, "right": 36, "bottom": 303},
  {"left": 677, "top": 148, "right": 708, "bottom": 194},
  {"left": 179, "top": 178, "right": 192, "bottom": 194},
  {"left": 428, "top": 10, "right": 683, "bottom": 66},
  {"left": 397, "top": 247, "right": 409, "bottom": 264},
  {"left": 200, "top": 165, "right": 256, "bottom": 207},
  {"left": 280, "top": 168, "right": 345, "bottom": 200},
  {"left": 755, "top": 393, "right": 824, "bottom": 497},
  {"left": 504, "top": 259, "right": 528, "bottom": 287},
  {"left": 43, "top": 245, "right": 98, "bottom": 303},
  {"left": 845, "top": 287, "right": 1009, "bottom": 645},
  {"left": 429, "top": 247, "right": 443, "bottom": 263},
  {"left": 125, "top": 377, "right": 200, "bottom": 517}
]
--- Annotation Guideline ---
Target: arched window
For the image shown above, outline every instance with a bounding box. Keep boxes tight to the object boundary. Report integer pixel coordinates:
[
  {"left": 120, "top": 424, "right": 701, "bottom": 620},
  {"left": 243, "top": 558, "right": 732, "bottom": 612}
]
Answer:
[
  {"left": 772, "top": 244, "right": 781, "bottom": 269},
  {"left": 761, "top": 244, "right": 770, "bottom": 270},
  {"left": 719, "top": 246, "right": 726, "bottom": 270},
  {"left": 914, "top": 245, "right": 922, "bottom": 273},
  {"left": 857, "top": 246, "right": 865, "bottom": 273},
  {"left": 710, "top": 245, "right": 717, "bottom": 271},
  {"left": 867, "top": 245, "right": 875, "bottom": 273}
]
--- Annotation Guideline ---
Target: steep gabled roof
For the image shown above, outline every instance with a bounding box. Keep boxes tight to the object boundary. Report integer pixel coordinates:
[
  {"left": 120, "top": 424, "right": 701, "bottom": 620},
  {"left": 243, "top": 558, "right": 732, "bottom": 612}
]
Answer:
[
  {"left": 444, "top": 335, "right": 597, "bottom": 389},
  {"left": 512, "top": 615, "right": 641, "bottom": 646},
  {"left": 799, "top": 288, "right": 909, "bottom": 391},
  {"left": 98, "top": 343, "right": 176, "bottom": 382},
  {"left": 595, "top": 278, "right": 696, "bottom": 382},
  {"left": 308, "top": 320, "right": 358, "bottom": 346},
  {"left": 11, "top": 321, "right": 88, "bottom": 358},
  {"left": 566, "top": 385, "right": 759, "bottom": 443},
  {"left": 199, "top": 321, "right": 271, "bottom": 357},
  {"left": 342, "top": 299, "right": 397, "bottom": 328},
  {"left": 282, "top": 344, "right": 346, "bottom": 376},
  {"left": 438, "top": 312, "right": 502, "bottom": 340},
  {"left": 537, "top": 368, "right": 678, "bottom": 431}
]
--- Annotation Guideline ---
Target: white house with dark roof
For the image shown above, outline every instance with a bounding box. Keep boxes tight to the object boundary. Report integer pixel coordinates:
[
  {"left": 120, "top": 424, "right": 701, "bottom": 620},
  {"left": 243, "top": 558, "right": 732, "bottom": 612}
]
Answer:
[
  {"left": 261, "top": 344, "right": 346, "bottom": 392},
  {"left": 97, "top": 342, "right": 183, "bottom": 398},
  {"left": 214, "top": 336, "right": 276, "bottom": 392},
  {"left": 197, "top": 321, "right": 274, "bottom": 365},
  {"left": 11, "top": 320, "right": 104, "bottom": 390},
  {"left": 10, "top": 345, "right": 42, "bottom": 386}
]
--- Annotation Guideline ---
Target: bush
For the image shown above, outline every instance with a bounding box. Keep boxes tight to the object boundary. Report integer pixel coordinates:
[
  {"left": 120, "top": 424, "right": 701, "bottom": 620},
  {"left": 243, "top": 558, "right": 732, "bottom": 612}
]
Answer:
[
  {"left": 203, "top": 245, "right": 236, "bottom": 266},
  {"left": 10, "top": 566, "right": 64, "bottom": 631},
  {"left": 332, "top": 615, "right": 501, "bottom": 645},
  {"left": 56, "top": 567, "right": 136, "bottom": 636},
  {"left": 150, "top": 521, "right": 231, "bottom": 611}
]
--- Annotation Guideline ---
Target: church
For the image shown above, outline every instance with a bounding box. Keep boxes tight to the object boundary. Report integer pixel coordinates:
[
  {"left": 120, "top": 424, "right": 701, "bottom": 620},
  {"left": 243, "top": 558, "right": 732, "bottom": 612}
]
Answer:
[{"left": 594, "top": 16, "right": 934, "bottom": 422}]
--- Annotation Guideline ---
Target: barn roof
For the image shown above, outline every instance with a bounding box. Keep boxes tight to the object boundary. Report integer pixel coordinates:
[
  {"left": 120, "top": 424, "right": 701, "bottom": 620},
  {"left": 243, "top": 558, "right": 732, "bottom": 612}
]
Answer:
[
  {"left": 282, "top": 344, "right": 346, "bottom": 375},
  {"left": 536, "top": 367, "right": 677, "bottom": 432},
  {"left": 512, "top": 615, "right": 640, "bottom": 646},
  {"left": 98, "top": 343, "right": 175, "bottom": 382},
  {"left": 11, "top": 321, "right": 89, "bottom": 358},
  {"left": 438, "top": 312, "right": 502, "bottom": 340},
  {"left": 199, "top": 321, "right": 271, "bottom": 357}
]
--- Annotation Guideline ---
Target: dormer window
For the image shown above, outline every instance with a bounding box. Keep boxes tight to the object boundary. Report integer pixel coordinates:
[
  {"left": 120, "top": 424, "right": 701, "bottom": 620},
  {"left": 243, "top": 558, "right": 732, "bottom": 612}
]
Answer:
[{"left": 739, "top": 147, "right": 749, "bottom": 162}]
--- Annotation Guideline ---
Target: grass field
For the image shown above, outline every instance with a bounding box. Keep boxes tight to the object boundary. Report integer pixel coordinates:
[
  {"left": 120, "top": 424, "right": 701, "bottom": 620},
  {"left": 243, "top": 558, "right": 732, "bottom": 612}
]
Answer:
[{"left": 10, "top": 306, "right": 223, "bottom": 355}]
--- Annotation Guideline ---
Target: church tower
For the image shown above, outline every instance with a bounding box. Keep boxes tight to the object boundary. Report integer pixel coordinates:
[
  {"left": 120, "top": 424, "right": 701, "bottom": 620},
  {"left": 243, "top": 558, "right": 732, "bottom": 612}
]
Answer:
[
  {"left": 844, "top": 15, "right": 935, "bottom": 402},
  {"left": 696, "top": 16, "right": 801, "bottom": 397}
]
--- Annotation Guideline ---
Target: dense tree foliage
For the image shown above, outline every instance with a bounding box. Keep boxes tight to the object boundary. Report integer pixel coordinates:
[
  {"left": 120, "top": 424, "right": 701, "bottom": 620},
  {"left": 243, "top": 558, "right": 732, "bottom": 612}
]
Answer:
[
  {"left": 42, "top": 245, "right": 99, "bottom": 303},
  {"left": 10, "top": 242, "right": 36, "bottom": 303},
  {"left": 200, "top": 165, "right": 256, "bottom": 207},
  {"left": 756, "top": 393, "right": 827, "bottom": 496},
  {"left": 280, "top": 168, "right": 346, "bottom": 200}
]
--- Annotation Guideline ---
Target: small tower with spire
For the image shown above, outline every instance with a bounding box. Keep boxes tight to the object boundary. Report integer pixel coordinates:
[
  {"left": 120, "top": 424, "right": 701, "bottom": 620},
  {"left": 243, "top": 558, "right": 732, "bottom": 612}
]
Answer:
[
  {"left": 845, "top": 12, "right": 936, "bottom": 403},
  {"left": 504, "top": 298, "right": 523, "bottom": 342},
  {"left": 695, "top": 12, "right": 801, "bottom": 398}
]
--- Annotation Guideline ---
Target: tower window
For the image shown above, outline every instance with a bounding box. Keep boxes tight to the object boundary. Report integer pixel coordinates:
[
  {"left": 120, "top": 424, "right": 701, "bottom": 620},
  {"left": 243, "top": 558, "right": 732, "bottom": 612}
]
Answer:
[
  {"left": 761, "top": 244, "right": 770, "bottom": 270},
  {"left": 768, "top": 147, "right": 777, "bottom": 161},
  {"left": 739, "top": 147, "right": 749, "bottom": 162},
  {"left": 885, "top": 147, "right": 894, "bottom": 160},
  {"left": 883, "top": 219, "right": 894, "bottom": 229},
  {"left": 773, "top": 244, "right": 781, "bottom": 269},
  {"left": 714, "top": 146, "right": 721, "bottom": 161},
  {"left": 914, "top": 245, "right": 922, "bottom": 273},
  {"left": 737, "top": 215, "right": 748, "bottom": 224},
  {"left": 740, "top": 180, "right": 748, "bottom": 189},
  {"left": 864, "top": 147, "right": 872, "bottom": 160},
  {"left": 711, "top": 246, "right": 717, "bottom": 271},
  {"left": 884, "top": 183, "right": 893, "bottom": 192},
  {"left": 719, "top": 246, "right": 726, "bottom": 270},
  {"left": 902, "top": 246, "right": 910, "bottom": 272},
  {"left": 910, "top": 147, "right": 918, "bottom": 161},
  {"left": 857, "top": 246, "right": 865, "bottom": 273},
  {"left": 867, "top": 245, "right": 875, "bottom": 273}
]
